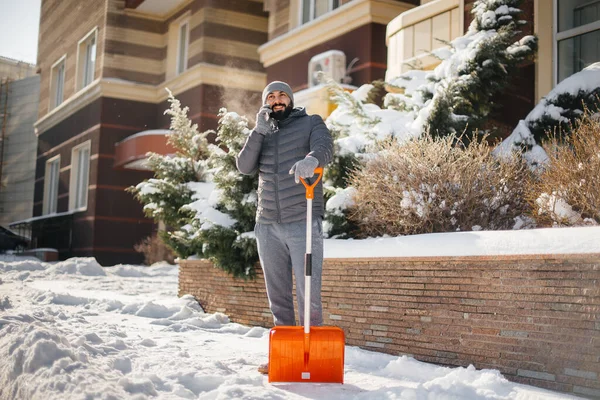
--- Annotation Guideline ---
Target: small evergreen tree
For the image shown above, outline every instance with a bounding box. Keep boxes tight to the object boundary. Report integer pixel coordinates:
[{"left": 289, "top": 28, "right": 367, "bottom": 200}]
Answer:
[
  {"left": 202, "top": 109, "right": 259, "bottom": 278},
  {"left": 127, "top": 90, "right": 209, "bottom": 255},
  {"left": 129, "top": 92, "right": 259, "bottom": 278}
]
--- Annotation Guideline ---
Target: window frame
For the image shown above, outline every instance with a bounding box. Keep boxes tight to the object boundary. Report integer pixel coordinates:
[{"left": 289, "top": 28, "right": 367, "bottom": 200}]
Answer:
[
  {"left": 176, "top": 19, "right": 190, "bottom": 75},
  {"left": 49, "top": 55, "right": 66, "bottom": 110},
  {"left": 43, "top": 155, "right": 61, "bottom": 215},
  {"left": 76, "top": 27, "right": 98, "bottom": 91},
  {"left": 553, "top": 0, "right": 600, "bottom": 84},
  {"left": 300, "top": 0, "right": 340, "bottom": 25},
  {"left": 69, "top": 140, "right": 91, "bottom": 211}
]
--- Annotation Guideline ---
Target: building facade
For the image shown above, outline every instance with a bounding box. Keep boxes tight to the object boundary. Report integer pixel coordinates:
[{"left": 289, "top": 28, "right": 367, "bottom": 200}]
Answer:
[
  {"left": 23, "top": 0, "right": 599, "bottom": 265},
  {"left": 0, "top": 75, "right": 40, "bottom": 228},
  {"left": 0, "top": 56, "right": 36, "bottom": 81},
  {"left": 27, "top": 0, "right": 268, "bottom": 265}
]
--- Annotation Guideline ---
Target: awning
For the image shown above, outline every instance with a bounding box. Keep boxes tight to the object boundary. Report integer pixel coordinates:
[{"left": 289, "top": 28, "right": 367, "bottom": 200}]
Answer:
[{"left": 114, "top": 129, "right": 176, "bottom": 170}]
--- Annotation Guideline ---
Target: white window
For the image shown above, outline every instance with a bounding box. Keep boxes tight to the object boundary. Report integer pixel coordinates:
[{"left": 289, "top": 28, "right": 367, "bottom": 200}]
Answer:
[
  {"left": 301, "top": 0, "right": 340, "bottom": 24},
  {"left": 50, "top": 56, "right": 66, "bottom": 110},
  {"left": 555, "top": 0, "right": 600, "bottom": 83},
  {"left": 176, "top": 21, "right": 189, "bottom": 75},
  {"left": 43, "top": 156, "right": 60, "bottom": 215},
  {"left": 69, "top": 141, "right": 91, "bottom": 211},
  {"left": 77, "top": 28, "right": 97, "bottom": 90}
]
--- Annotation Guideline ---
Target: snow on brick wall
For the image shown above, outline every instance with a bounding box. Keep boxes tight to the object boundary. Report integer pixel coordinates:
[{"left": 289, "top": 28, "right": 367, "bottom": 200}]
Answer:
[{"left": 178, "top": 253, "right": 600, "bottom": 398}]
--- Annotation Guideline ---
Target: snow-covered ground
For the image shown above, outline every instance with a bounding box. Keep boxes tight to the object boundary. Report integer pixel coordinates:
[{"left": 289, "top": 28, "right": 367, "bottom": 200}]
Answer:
[{"left": 2, "top": 227, "right": 598, "bottom": 399}]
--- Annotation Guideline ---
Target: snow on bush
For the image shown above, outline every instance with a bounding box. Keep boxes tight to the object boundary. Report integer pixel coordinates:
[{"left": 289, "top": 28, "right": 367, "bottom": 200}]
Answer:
[
  {"left": 346, "top": 135, "right": 532, "bottom": 237},
  {"left": 526, "top": 108, "right": 600, "bottom": 227},
  {"left": 495, "top": 62, "right": 600, "bottom": 166}
]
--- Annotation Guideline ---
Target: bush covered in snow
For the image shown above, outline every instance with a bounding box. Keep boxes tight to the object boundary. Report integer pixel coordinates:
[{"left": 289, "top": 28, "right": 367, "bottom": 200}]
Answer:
[
  {"left": 526, "top": 107, "right": 600, "bottom": 227},
  {"left": 495, "top": 62, "right": 600, "bottom": 166},
  {"left": 346, "top": 135, "right": 532, "bottom": 237}
]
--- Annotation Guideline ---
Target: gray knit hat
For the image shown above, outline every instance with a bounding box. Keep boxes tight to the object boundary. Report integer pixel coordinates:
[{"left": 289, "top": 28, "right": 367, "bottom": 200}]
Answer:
[{"left": 262, "top": 81, "right": 294, "bottom": 106}]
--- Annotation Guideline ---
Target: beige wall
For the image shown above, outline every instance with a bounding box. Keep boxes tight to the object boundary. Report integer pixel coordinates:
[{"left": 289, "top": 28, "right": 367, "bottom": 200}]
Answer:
[
  {"left": 534, "top": 0, "right": 554, "bottom": 103},
  {"left": 386, "top": 0, "right": 462, "bottom": 79}
]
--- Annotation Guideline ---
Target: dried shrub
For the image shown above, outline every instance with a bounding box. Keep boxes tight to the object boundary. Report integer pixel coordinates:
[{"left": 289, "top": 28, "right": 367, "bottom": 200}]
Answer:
[
  {"left": 134, "top": 233, "right": 176, "bottom": 265},
  {"left": 348, "top": 135, "right": 532, "bottom": 237},
  {"left": 526, "top": 109, "right": 600, "bottom": 226}
]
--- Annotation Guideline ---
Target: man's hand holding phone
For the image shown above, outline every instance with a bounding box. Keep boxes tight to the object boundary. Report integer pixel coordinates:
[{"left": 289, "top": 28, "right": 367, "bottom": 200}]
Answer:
[{"left": 254, "top": 104, "right": 272, "bottom": 135}]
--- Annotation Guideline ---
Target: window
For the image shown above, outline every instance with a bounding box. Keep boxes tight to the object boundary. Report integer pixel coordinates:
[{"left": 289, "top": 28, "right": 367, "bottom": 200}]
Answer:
[
  {"left": 69, "top": 141, "right": 91, "bottom": 210},
  {"left": 43, "top": 156, "right": 60, "bottom": 215},
  {"left": 176, "top": 21, "right": 189, "bottom": 75},
  {"left": 77, "top": 28, "right": 97, "bottom": 90},
  {"left": 555, "top": 0, "right": 600, "bottom": 83},
  {"left": 50, "top": 56, "right": 66, "bottom": 110},
  {"left": 302, "top": 0, "right": 340, "bottom": 24}
]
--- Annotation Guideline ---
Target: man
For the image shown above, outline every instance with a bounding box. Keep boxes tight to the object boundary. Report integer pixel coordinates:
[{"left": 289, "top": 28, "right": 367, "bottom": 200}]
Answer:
[{"left": 236, "top": 81, "right": 333, "bottom": 374}]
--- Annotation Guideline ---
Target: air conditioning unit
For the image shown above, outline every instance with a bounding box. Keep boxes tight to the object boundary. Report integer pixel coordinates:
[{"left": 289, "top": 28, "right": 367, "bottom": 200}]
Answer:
[{"left": 308, "top": 50, "right": 346, "bottom": 87}]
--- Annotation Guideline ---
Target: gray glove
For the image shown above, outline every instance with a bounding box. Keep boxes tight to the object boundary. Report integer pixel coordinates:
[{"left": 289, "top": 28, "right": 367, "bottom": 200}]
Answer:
[
  {"left": 289, "top": 155, "right": 319, "bottom": 184},
  {"left": 254, "top": 105, "right": 272, "bottom": 135}
]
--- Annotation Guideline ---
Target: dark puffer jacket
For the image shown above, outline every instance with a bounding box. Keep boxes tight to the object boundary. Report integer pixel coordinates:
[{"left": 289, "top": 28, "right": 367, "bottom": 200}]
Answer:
[{"left": 236, "top": 107, "right": 333, "bottom": 224}]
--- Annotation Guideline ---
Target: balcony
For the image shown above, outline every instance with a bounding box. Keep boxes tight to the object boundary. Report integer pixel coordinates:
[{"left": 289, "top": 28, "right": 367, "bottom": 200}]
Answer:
[
  {"left": 125, "top": 0, "right": 189, "bottom": 17},
  {"left": 386, "top": 0, "right": 462, "bottom": 80}
]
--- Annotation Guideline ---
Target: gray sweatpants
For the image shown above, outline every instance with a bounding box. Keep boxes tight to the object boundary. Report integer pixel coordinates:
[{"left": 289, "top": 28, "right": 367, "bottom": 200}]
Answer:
[{"left": 254, "top": 219, "right": 323, "bottom": 327}]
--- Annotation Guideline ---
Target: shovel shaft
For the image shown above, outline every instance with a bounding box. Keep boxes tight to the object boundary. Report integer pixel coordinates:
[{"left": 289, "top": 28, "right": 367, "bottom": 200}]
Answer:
[{"left": 304, "top": 198, "right": 313, "bottom": 334}]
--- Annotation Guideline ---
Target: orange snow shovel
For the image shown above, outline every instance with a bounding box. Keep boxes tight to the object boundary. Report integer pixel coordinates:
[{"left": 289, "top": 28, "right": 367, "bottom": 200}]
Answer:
[{"left": 268, "top": 167, "right": 345, "bottom": 383}]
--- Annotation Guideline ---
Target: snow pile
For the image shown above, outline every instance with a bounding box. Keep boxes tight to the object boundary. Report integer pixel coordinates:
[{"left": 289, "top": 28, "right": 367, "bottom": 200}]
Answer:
[{"left": 0, "top": 254, "right": 585, "bottom": 399}]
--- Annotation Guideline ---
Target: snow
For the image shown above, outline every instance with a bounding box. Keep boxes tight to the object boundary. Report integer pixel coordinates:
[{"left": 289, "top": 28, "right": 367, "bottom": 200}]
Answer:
[
  {"left": 182, "top": 181, "right": 236, "bottom": 229},
  {"left": 324, "top": 226, "right": 600, "bottom": 258},
  {"left": 1, "top": 229, "right": 595, "bottom": 399},
  {"left": 495, "top": 62, "right": 600, "bottom": 162}
]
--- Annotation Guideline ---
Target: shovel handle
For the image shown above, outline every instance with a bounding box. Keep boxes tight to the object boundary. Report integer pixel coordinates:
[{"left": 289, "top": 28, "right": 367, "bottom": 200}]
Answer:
[{"left": 299, "top": 167, "right": 323, "bottom": 199}]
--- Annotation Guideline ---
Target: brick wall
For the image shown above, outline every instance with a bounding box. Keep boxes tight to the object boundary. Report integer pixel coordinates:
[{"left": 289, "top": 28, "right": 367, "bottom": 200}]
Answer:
[{"left": 179, "top": 253, "right": 600, "bottom": 398}]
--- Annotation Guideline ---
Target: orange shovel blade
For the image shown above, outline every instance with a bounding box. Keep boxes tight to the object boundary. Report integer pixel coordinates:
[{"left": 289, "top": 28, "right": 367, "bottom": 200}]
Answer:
[{"left": 268, "top": 326, "right": 345, "bottom": 383}]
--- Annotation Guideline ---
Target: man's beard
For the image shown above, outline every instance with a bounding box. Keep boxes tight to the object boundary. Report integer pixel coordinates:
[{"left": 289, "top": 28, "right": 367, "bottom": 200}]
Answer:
[{"left": 270, "top": 103, "right": 293, "bottom": 120}]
